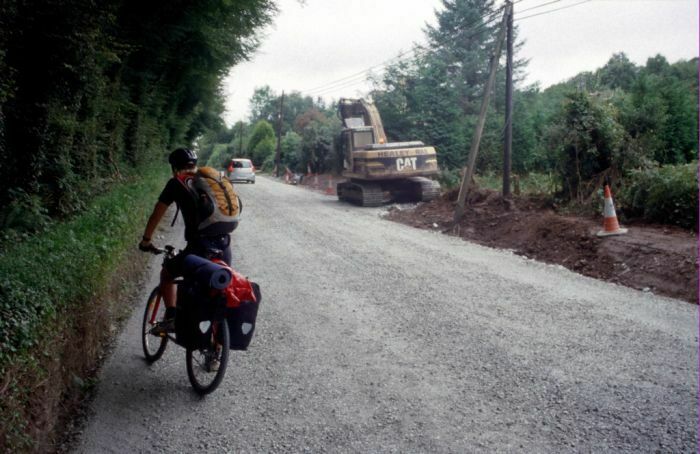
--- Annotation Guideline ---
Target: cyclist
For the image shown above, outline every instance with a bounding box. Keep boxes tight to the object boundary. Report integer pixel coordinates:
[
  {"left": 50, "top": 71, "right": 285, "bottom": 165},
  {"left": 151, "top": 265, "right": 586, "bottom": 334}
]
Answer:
[{"left": 139, "top": 147, "right": 233, "bottom": 332}]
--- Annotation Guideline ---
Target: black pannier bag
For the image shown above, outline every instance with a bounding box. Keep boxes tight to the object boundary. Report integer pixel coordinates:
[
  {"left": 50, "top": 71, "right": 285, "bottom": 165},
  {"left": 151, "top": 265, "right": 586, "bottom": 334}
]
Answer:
[
  {"left": 175, "top": 281, "right": 227, "bottom": 350},
  {"left": 225, "top": 282, "right": 261, "bottom": 350}
]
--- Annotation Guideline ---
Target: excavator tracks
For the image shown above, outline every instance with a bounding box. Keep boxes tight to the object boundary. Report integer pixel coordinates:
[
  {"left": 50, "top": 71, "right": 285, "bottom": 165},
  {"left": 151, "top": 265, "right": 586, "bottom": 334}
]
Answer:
[
  {"left": 337, "top": 177, "right": 441, "bottom": 206},
  {"left": 337, "top": 181, "right": 388, "bottom": 207},
  {"left": 407, "top": 177, "right": 441, "bottom": 202}
]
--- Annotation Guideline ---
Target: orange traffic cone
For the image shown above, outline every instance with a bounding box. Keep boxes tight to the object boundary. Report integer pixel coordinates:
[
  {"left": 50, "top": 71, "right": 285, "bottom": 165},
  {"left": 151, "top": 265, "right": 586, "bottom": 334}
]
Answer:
[
  {"left": 325, "top": 176, "right": 333, "bottom": 195},
  {"left": 597, "top": 184, "right": 628, "bottom": 237}
]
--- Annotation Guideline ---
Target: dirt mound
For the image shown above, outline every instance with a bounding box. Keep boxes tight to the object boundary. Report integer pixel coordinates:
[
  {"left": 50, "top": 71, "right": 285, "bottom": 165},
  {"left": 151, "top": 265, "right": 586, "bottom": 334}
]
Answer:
[
  {"left": 296, "top": 173, "right": 342, "bottom": 195},
  {"left": 386, "top": 189, "right": 697, "bottom": 303}
]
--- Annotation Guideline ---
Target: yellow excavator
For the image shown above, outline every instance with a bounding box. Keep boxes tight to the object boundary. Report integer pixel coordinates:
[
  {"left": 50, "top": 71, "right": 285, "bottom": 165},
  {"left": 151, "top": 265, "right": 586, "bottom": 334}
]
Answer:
[{"left": 336, "top": 98, "right": 440, "bottom": 206}]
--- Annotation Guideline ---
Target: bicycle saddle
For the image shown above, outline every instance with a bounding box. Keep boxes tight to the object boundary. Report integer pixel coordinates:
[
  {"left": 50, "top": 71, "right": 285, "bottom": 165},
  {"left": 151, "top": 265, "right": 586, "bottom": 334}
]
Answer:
[{"left": 204, "top": 248, "right": 224, "bottom": 260}]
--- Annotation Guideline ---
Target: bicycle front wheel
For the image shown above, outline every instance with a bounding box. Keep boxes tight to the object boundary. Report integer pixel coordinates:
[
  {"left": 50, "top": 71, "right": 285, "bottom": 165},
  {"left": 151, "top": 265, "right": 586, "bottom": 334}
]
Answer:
[
  {"left": 186, "top": 319, "right": 229, "bottom": 395},
  {"left": 142, "top": 287, "right": 169, "bottom": 362}
]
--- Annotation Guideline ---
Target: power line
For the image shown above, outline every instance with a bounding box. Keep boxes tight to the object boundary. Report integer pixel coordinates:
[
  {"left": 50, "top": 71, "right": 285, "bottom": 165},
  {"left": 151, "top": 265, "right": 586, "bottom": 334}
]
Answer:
[
  {"left": 305, "top": 0, "right": 578, "bottom": 97},
  {"left": 306, "top": 50, "right": 422, "bottom": 96},
  {"left": 302, "top": 49, "right": 416, "bottom": 94},
  {"left": 516, "top": 0, "right": 593, "bottom": 21},
  {"left": 516, "top": 0, "right": 566, "bottom": 14},
  {"left": 305, "top": 0, "right": 596, "bottom": 98},
  {"left": 308, "top": 5, "right": 514, "bottom": 97},
  {"left": 307, "top": 14, "right": 505, "bottom": 96},
  {"left": 303, "top": 2, "right": 517, "bottom": 95},
  {"left": 308, "top": 55, "right": 422, "bottom": 96}
]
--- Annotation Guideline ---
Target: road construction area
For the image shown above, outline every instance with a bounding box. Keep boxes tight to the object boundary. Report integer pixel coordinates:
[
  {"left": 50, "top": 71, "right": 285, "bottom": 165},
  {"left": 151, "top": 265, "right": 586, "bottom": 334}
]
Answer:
[{"left": 75, "top": 176, "right": 697, "bottom": 453}]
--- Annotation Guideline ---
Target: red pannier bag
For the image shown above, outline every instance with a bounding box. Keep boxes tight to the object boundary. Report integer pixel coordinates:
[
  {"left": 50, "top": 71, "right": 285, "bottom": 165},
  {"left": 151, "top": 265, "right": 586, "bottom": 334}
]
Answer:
[{"left": 213, "top": 260, "right": 261, "bottom": 350}]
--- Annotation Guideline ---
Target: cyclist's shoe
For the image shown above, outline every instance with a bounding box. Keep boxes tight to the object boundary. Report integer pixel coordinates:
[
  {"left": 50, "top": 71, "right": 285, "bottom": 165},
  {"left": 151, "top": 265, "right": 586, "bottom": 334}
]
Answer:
[
  {"left": 205, "top": 346, "right": 222, "bottom": 372},
  {"left": 207, "top": 358, "right": 220, "bottom": 373},
  {"left": 151, "top": 318, "right": 175, "bottom": 336}
]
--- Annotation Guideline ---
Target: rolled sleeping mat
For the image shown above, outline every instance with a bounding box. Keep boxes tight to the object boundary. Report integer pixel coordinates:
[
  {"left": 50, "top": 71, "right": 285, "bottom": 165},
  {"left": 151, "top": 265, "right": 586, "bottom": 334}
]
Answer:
[{"left": 183, "top": 254, "right": 233, "bottom": 290}]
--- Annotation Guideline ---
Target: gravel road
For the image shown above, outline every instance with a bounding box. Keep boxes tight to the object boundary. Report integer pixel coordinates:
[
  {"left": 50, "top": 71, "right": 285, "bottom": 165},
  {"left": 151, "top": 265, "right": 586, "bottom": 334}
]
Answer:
[{"left": 75, "top": 176, "right": 698, "bottom": 453}]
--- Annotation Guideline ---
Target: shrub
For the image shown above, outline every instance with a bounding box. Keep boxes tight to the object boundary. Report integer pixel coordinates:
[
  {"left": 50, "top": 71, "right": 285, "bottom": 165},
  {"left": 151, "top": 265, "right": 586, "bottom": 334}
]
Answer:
[
  {"left": 206, "top": 143, "right": 230, "bottom": 168},
  {"left": 253, "top": 137, "right": 276, "bottom": 167},
  {"left": 0, "top": 165, "right": 165, "bottom": 367},
  {"left": 0, "top": 165, "right": 166, "bottom": 450},
  {"left": 437, "top": 168, "right": 461, "bottom": 190},
  {"left": 546, "top": 92, "right": 624, "bottom": 202},
  {"left": 617, "top": 161, "right": 698, "bottom": 229},
  {"left": 262, "top": 153, "right": 276, "bottom": 172}
]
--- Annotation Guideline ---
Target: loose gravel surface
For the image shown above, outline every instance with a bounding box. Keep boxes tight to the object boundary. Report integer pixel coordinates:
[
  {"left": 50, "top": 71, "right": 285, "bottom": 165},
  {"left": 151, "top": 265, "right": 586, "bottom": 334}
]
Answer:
[{"left": 75, "top": 176, "right": 698, "bottom": 453}]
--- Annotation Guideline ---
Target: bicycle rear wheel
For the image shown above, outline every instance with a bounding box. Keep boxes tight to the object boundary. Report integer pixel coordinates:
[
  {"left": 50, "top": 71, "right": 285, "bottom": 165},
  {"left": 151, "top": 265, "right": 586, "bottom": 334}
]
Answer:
[
  {"left": 142, "top": 287, "right": 168, "bottom": 362},
  {"left": 186, "top": 319, "right": 229, "bottom": 395}
]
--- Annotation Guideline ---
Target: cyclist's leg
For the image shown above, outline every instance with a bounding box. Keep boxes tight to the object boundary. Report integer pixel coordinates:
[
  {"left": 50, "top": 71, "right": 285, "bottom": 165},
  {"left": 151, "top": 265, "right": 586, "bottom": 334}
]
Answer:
[
  {"left": 153, "top": 268, "right": 176, "bottom": 332},
  {"left": 160, "top": 248, "right": 190, "bottom": 322},
  {"left": 160, "top": 267, "right": 177, "bottom": 309}
]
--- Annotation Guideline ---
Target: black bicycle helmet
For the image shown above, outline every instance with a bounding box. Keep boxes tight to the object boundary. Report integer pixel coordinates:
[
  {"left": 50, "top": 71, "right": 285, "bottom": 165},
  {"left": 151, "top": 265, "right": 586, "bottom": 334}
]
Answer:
[{"left": 168, "top": 147, "right": 198, "bottom": 169}]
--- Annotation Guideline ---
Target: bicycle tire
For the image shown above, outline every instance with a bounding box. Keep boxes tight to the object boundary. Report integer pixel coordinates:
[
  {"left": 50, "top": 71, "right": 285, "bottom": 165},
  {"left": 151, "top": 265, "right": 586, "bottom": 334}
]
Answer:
[
  {"left": 186, "top": 319, "right": 230, "bottom": 395},
  {"left": 142, "top": 287, "right": 169, "bottom": 362}
]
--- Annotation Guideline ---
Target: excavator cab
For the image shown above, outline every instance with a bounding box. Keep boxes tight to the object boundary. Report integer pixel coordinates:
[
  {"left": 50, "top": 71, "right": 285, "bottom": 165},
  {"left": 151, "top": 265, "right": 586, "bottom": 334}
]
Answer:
[
  {"left": 349, "top": 128, "right": 375, "bottom": 150},
  {"left": 341, "top": 126, "right": 375, "bottom": 169}
]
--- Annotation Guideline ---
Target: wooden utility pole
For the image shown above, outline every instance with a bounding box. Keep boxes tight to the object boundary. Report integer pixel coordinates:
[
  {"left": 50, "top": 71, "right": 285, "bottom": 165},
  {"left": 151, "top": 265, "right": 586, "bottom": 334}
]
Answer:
[
  {"left": 238, "top": 122, "right": 244, "bottom": 156},
  {"left": 503, "top": 0, "right": 513, "bottom": 198},
  {"left": 274, "top": 91, "right": 285, "bottom": 177},
  {"left": 454, "top": 4, "right": 511, "bottom": 222}
]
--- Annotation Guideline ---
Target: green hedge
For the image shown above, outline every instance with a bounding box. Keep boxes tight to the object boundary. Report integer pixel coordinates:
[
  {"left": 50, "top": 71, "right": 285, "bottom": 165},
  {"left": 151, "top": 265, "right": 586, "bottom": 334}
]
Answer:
[
  {"left": 206, "top": 143, "right": 231, "bottom": 168},
  {"left": 0, "top": 165, "right": 166, "bottom": 369},
  {"left": 618, "top": 161, "right": 698, "bottom": 230}
]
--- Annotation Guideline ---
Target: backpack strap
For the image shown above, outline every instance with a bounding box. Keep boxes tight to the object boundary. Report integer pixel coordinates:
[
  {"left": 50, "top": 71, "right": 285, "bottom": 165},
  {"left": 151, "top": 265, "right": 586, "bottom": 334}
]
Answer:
[
  {"left": 171, "top": 174, "right": 196, "bottom": 226},
  {"left": 170, "top": 205, "right": 180, "bottom": 227}
]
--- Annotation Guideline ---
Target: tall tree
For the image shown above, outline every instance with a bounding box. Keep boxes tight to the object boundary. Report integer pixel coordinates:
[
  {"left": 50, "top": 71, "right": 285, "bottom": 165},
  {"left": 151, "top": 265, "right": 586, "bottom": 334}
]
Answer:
[
  {"left": 597, "top": 52, "right": 638, "bottom": 90},
  {"left": 0, "top": 0, "right": 276, "bottom": 227},
  {"left": 373, "top": 0, "right": 526, "bottom": 171}
]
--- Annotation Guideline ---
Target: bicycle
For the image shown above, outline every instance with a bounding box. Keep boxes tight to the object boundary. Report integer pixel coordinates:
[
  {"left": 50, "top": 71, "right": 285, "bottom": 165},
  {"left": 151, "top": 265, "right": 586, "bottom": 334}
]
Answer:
[{"left": 141, "top": 245, "right": 230, "bottom": 395}]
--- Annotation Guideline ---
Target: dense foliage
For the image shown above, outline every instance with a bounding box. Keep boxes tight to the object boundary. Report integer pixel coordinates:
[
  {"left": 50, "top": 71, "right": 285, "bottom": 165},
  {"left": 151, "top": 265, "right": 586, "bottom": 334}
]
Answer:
[
  {"left": 0, "top": 0, "right": 276, "bottom": 237},
  {"left": 0, "top": 166, "right": 164, "bottom": 366},
  {"left": 370, "top": 0, "right": 527, "bottom": 170},
  {"left": 0, "top": 166, "right": 165, "bottom": 450},
  {"left": 0, "top": 3, "right": 276, "bottom": 448},
  {"left": 371, "top": 2, "right": 697, "bottom": 186},
  {"left": 364, "top": 0, "right": 697, "bottom": 227},
  {"left": 617, "top": 162, "right": 698, "bottom": 229},
  {"left": 199, "top": 88, "right": 341, "bottom": 173}
]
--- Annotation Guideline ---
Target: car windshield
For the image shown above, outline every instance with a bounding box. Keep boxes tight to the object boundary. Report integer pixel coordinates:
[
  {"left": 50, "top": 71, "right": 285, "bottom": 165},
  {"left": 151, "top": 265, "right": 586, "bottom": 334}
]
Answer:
[{"left": 233, "top": 160, "right": 251, "bottom": 168}]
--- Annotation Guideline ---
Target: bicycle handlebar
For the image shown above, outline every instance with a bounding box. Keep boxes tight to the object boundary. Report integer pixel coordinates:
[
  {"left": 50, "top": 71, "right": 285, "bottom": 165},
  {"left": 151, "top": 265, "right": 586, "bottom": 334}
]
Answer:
[{"left": 139, "top": 243, "right": 176, "bottom": 257}]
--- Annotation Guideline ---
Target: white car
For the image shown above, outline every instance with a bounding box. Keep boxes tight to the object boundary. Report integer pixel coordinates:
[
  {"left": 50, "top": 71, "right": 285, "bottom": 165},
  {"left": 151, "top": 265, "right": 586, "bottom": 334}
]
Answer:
[{"left": 228, "top": 158, "right": 255, "bottom": 184}]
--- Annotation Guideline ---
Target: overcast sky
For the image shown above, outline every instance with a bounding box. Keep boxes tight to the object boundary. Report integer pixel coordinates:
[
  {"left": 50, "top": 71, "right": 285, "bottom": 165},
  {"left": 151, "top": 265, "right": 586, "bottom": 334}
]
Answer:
[{"left": 222, "top": 0, "right": 698, "bottom": 125}]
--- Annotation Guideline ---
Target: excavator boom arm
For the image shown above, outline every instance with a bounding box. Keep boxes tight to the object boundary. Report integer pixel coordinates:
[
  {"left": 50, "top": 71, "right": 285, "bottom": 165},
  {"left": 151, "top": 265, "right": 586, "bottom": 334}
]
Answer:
[{"left": 338, "top": 98, "right": 387, "bottom": 144}]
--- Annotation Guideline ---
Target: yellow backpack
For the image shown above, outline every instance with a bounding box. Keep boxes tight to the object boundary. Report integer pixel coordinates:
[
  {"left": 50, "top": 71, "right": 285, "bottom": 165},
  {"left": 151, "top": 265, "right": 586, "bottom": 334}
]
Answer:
[{"left": 192, "top": 167, "right": 240, "bottom": 235}]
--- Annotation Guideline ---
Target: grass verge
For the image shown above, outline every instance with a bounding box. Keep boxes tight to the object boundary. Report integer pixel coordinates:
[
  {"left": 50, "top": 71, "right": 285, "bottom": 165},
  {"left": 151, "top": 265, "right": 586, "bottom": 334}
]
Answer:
[{"left": 0, "top": 164, "right": 167, "bottom": 452}]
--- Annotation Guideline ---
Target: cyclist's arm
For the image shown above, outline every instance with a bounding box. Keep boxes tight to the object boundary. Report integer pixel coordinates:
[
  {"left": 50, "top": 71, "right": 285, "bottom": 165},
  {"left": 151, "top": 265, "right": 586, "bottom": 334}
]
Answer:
[{"left": 141, "top": 201, "right": 169, "bottom": 246}]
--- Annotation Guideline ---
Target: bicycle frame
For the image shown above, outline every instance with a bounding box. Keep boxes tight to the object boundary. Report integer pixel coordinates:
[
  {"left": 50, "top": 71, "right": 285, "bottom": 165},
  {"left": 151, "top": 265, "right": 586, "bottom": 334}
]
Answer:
[
  {"left": 149, "top": 293, "right": 162, "bottom": 325},
  {"left": 148, "top": 277, "right": 185, "bottom": 343},
  {"left": 142, "top": 244, "right": 234, "bottom": 395}
]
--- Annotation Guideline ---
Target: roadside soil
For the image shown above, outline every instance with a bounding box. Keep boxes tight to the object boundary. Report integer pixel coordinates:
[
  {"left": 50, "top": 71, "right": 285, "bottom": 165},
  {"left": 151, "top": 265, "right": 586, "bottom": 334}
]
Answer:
[{"left": 294, "top": 174, "right": 697, "bottom": 303}]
